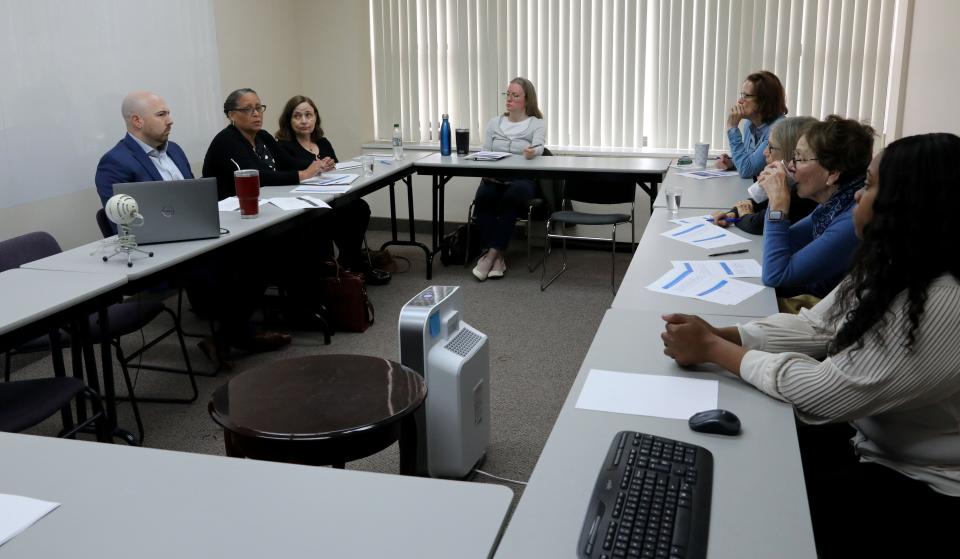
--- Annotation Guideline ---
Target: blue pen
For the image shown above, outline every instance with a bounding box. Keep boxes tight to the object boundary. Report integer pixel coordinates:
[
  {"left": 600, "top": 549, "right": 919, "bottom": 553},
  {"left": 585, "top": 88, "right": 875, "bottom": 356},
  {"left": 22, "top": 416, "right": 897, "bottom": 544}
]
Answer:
[{"left": 707, "top": 217, "right": 740, "bottom": 223}]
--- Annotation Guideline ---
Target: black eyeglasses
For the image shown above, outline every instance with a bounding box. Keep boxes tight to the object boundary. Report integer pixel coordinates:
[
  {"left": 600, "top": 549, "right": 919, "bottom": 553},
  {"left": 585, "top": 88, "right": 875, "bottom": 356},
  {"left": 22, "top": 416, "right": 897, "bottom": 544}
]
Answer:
[
  {"left": 232, "top": 105, "right": 267, "bottom": 115},
  {"left": 791, "top": 151, "right": 818, "bottom": 164},
  {"left": 767, "top": 143, "right": 782, "bottom": 152},
  {"left": 737, "top": 92, "right": 756, "bottom": 100}
]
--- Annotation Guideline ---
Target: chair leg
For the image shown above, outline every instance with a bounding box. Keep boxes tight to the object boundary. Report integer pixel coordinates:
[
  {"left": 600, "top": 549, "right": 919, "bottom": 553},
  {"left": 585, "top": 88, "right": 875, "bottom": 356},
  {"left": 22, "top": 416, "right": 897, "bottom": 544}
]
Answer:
[
  {"left": 541, "top": 221, "right": 570, "bottom": 291},
  {"left": 611, "top": 224, "right": 618, "bottom": 294},
  {"left": 464, "top": 202, "right": 476, "bottom": 268},
  {"left": 115, "top": 342, "right": 145, "bottom": 444}
]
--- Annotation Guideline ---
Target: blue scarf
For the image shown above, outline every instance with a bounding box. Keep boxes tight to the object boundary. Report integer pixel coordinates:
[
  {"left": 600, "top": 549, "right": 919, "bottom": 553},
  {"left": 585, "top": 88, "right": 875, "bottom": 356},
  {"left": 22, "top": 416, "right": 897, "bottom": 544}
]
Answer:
[{"left": 810, "top": 174, "right": 864, "bottom": 238}]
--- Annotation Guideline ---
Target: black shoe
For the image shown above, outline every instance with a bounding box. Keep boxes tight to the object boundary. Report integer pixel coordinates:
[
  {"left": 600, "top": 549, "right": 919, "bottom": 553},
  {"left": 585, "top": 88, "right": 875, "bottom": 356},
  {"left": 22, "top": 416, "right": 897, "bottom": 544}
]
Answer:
[{"left": 350, "top": 263, "right": 391, "bottom": 286}]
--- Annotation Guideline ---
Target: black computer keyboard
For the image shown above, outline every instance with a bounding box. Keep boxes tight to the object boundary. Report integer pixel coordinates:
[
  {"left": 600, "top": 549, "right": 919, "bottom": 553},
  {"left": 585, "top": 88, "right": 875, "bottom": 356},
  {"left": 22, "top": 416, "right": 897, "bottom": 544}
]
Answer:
[{"left": 578, "top": 431, "right": 713, "bottom": 559}]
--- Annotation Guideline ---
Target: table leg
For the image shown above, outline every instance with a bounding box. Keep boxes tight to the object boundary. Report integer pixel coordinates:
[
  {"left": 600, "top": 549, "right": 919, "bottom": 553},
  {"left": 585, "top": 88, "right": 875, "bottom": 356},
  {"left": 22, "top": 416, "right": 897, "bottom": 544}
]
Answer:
[
  {"left": 95, "top": 307, "right": 138, "bottom": 446},
  {"left": 379, "top": 175, "right": 431, "bottom": 278},
  {"left": 49, "top": 327, "right": 76, "bottom": 432},
  {"left": 399, "top": 412, "right": 424, "bottom": 476}
]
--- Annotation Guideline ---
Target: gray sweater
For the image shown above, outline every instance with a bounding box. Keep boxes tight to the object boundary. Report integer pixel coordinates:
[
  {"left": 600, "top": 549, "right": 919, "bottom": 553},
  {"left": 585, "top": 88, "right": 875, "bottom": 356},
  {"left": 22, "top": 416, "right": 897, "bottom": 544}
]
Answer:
[
  {"left": 482, "top": 115, "right": 546, "bottom": 156},
  {"left": 738, "top": 274, "right": 960, "bottom": 495}
]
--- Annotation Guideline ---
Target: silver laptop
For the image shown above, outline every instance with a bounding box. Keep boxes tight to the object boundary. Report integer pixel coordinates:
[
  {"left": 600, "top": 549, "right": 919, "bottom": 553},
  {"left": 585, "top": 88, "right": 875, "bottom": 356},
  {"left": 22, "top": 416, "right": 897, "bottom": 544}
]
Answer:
[{"left": 112, "top": 178, "right": 221, "bottom": 245}]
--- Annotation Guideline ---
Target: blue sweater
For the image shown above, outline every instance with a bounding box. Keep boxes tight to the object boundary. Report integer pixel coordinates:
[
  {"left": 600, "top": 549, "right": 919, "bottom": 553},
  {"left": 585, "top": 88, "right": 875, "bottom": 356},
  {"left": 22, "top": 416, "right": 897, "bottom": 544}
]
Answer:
[
  {"left": 727, "top": 115, "right": 784, "bottom": 179},
  {"left": 761, "top": 204, "right": 860, "bottom": 298}
]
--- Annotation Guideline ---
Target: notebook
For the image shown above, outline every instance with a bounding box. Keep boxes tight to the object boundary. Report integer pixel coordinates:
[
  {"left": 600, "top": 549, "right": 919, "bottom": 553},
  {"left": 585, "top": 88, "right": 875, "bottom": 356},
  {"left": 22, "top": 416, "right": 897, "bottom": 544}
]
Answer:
[{"left": 112, "top": 178, "right": 221, "bottom": 245}]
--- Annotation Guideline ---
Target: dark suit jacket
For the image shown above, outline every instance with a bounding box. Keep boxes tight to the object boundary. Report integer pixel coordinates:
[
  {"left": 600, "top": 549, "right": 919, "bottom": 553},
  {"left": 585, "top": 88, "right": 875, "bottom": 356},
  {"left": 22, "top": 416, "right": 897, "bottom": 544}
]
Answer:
[
  {"left": 201, "top": 125, "right": 302, "bottom": 200},
  {"left": 94, "top": 134, "right": 194, "bottom": 205}
]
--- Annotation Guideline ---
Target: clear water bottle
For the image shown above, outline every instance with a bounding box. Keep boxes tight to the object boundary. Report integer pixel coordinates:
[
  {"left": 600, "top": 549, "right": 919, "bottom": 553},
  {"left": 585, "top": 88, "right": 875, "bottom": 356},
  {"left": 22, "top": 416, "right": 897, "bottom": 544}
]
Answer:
[
  {"left": 392, "top": 123, "right": 403, "bottom": 160},
  {"left": 440, "top": 114, "right": 451, "bottom": 156}
]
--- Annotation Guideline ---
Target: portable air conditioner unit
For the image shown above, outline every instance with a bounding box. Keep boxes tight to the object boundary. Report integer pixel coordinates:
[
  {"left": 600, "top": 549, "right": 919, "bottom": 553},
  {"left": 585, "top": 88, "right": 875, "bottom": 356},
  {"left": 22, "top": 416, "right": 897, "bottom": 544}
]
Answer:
[{"left": 398, "top": 286, "right": 490, "bottom": 478}]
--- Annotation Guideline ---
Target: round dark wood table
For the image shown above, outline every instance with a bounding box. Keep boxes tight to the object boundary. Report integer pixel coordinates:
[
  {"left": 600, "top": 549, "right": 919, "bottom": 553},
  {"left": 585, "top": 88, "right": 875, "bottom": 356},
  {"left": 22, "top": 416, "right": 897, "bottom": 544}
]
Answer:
[{"left": 209, "top": 354, "right": 426, "bottom": 474}]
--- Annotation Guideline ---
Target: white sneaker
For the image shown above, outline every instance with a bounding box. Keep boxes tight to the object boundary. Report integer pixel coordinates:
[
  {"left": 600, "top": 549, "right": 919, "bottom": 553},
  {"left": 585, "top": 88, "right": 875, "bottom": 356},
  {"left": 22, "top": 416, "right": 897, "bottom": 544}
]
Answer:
[
  {"left": 488, "top": 257, "right": 506, "bottom": 279},
  {"left": 472, "top": 254, "right": 494, "bottom": 281}
]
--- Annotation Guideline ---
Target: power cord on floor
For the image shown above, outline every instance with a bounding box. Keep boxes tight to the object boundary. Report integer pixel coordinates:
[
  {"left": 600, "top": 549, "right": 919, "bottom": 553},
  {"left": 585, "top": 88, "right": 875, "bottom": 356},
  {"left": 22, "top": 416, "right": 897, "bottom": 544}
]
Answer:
[{"left": 473, "top": 468, "right": 528, "bottom": 486}]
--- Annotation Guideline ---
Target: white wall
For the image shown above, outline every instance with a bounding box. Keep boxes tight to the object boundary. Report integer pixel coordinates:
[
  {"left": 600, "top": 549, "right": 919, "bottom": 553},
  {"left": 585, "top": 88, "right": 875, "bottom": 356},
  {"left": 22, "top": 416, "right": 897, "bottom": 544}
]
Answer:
[
  {"left": 2, "top": 1, "right": 958, "bottom": 249},
  {"left": 899, "top": 0, "right": 960, "bottom": 137}
]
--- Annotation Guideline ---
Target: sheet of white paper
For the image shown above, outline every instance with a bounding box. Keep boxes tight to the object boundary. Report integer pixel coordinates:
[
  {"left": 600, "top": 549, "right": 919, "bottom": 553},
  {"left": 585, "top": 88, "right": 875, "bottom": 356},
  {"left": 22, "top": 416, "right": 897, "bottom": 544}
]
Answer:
[
  {"left": 670, "top": 259, "right": 762, "bottom": 278},
  {"left": 676, "top": 169, "right": 740, "bottom": 180},
  {"left": 647, "top": 263, "right": 764, "bottom": 305},
  {"left": 300, "top": 173, "right": 358, "bottom": 186},
  {"left": 217, "top": 197, "right": 239, "bottom": 212},
  {"left": 291, "top": 184, "right": 351, "bottom": 194},
  {"left": 352, "top": 155, "right": 394, "bottom": 164},
  {"left": 668, "top": 214, "right": 714, "bottom": 225},
  {"left": 217, "top": 197, "right": 269, "bottom": 212},
  {"left": 661, "top": 221, "right": 750, "bottom": 249},
  {"left": 335, "top": 161, "right": 362, "bottom": 170},
  {"left": 267, "top": 196, "right": 331, "bottom": 211},
  {"left": 575, "top": 369, "right": 719, "bottom": 420},
  {"left": 0, "top": 494, "right": 60, "bottom": 546}
]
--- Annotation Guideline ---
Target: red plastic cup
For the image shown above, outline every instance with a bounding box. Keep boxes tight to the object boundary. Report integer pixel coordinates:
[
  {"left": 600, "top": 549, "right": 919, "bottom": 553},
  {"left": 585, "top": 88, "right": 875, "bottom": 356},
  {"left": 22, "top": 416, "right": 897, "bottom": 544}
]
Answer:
[{"left": 234, "top": 169, "right": 260, "bottom": 219}]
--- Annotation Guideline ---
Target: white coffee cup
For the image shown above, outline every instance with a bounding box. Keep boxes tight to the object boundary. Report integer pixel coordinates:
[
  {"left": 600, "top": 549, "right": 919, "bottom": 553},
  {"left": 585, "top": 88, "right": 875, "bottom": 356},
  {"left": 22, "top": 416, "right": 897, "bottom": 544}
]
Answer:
[{"left": 693, "top": 142, "right": 710, "bottom": 168}]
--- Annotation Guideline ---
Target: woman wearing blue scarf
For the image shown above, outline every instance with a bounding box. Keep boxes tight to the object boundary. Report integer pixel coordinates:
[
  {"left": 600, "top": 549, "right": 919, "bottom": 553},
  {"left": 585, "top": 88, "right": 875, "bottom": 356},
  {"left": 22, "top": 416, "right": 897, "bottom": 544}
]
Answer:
[{"left": 757, "top": 115, "right": 874, "bottom": 298}]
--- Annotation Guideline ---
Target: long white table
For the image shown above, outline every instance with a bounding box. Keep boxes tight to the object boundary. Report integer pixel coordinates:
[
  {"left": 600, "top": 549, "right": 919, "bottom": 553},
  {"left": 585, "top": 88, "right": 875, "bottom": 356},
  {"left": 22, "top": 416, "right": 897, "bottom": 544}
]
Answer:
[
  {"left": 495, "top": 308, "right": 816, "bottom": 558},
  {"left": 612, "top": 208, "right": 778, "bottom": 317},
  {"left": 0, "top": 432, "right": 513, "bottom": 558},
  {"left": 653, "top": 167, "right": 753, "bottom": 211},
  {"left": 413, "top": 152, "right": 670, "bottom": 276}
]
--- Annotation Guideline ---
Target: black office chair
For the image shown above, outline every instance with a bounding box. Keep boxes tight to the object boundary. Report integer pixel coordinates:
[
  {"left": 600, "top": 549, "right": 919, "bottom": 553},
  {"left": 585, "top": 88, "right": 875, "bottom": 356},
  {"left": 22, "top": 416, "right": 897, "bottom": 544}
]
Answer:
[
  {"left": 540, "top": 176, "right": 637, "bottom": 293},
  {"left": 464, "top": 147, "right": 556, "bottom": 272},
  {"left": 0, "top": 376, "right": 110, "bottom": 442},
  {"left": 0, "top": 231, "right": 197, "bottom": 444}
]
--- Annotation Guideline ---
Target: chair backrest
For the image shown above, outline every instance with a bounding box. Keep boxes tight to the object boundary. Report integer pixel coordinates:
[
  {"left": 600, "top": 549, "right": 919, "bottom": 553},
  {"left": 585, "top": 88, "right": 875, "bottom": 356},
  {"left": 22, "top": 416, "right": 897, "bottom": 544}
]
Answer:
[
  {"left": 95, "top": 209, "right": 114, "bottom": 238},
  {"left": 563, "top": 176, "right": 637, "bottom": 206},
  {"left": 0, "top": 232, "right": 62, "bottom": 272}
]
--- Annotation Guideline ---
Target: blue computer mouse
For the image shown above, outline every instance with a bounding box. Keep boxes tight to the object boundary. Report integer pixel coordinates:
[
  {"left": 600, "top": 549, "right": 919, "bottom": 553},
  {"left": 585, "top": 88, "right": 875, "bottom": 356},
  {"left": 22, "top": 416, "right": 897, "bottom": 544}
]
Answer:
[{"left": 688, "top": 409, "right": 742, "bottom": 436}]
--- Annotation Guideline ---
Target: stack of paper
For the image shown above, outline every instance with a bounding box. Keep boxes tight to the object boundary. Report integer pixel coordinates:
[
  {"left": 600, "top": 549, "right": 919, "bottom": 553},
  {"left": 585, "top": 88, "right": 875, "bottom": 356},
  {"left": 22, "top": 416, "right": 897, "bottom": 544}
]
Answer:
[
  {"left": 217, "top": 197, "right": 270, "bottom": 212},
  {"left": 300, "top": 173, "right": 358, "bottom": 186},
  {"left": 334, "top": 160, "right": 362, "bottom": 170},
  {"left": 676, "top": 169, "right": 740, "bottom": 180},
  {"left": 647, "top": 261, "right": 765, "bottom": 305},
  {"left": 661, "top": 220, "right": 750, "bottom": 250},
  {"left": 268, "top": 196, "right": 331, "bottom": 211},
  {"left": 467, "top": 151, "right": 512, "bottom": 161},
  {"left": 575, "top": 369, "right": 719, "bottom": 420},
  {"left": 0, "top": 493, "right": 60, "bottom": 546}
]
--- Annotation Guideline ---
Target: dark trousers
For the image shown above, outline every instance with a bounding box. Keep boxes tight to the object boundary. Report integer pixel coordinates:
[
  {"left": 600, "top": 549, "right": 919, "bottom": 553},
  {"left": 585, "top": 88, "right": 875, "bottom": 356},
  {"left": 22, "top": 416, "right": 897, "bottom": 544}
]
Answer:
[
  {"left": 473, "top": 178, "right": 537, "bottom": 251},
  {"left": 798, "top": 422, "right": 960, "bottom": 558},
  {"left": 325, "top": 198, "right": 371, "bottom": 269}
]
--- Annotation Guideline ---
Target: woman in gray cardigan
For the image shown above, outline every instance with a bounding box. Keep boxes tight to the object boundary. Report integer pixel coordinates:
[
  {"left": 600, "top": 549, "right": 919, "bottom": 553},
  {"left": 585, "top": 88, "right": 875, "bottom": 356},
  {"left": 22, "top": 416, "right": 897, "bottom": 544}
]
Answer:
[{"left": 472, "top": 77, "right": 546, "bottom": 281}]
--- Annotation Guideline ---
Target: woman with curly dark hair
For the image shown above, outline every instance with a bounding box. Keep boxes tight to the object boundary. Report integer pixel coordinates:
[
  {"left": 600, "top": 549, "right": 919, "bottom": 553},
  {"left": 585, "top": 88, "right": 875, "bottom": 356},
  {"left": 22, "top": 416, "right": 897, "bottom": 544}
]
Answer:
[{"left": 660, "top": 133, "right": 960, "bottom": 557}]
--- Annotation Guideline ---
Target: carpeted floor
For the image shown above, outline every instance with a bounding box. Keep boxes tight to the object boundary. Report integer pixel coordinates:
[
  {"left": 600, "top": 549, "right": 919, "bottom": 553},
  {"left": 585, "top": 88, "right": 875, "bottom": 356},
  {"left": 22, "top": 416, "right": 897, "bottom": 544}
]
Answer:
[{"left": 9, "top": 223, "right": 646, "bottom": 513}]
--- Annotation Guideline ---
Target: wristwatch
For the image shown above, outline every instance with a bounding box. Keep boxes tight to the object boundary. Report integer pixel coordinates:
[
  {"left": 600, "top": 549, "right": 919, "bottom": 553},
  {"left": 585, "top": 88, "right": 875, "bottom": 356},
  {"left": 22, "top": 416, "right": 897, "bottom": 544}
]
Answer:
[{"left": 768, "top": 210, "right": 784, "bottom": 222}]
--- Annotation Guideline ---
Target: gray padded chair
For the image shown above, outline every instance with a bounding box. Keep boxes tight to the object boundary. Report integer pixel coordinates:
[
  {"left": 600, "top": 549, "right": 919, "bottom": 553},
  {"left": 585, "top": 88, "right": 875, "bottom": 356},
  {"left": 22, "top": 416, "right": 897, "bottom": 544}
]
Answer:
[{"left": 540, "top": 176, "right": 637, "bottom": 293}]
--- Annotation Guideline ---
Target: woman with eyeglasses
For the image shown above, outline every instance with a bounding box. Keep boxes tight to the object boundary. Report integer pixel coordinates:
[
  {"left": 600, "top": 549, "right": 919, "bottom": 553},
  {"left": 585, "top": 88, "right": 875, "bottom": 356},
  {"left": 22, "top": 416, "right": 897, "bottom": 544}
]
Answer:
[
  {"left": 471, "top": 77, "right": 546, "bottom": 281},
  {"left": 662, "top": 133, "right": 960, "bottom": 557},
  {"left": 711, "top": 116, "right": 818, "bottom": 234},
  {"left": 754, "top": 115, "right": 873, "bottom": 298},
  {"left": 715, "top": 71, "right": 788, "bottom": 179},
  {"left": 202, "top": 88, "right": 324, "bottom": 200},
  {"left": 274, "top": 95, "right": 390, "bottom": 285}
]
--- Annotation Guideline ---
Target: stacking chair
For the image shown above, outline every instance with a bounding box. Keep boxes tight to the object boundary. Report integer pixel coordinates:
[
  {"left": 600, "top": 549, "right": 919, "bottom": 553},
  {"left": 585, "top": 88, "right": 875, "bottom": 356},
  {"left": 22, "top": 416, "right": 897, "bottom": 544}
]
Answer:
[
  {"left": 540, "top": 177, "right": 637, "bottom": 293},
  {"left": 0, "top": 376, "right": 110, "bottom": 442},
  {"left": 0, "top": 231, "right": 196, "bottom": 444},
  {"left": 464, "top": 147, "right": 556, "bottom": 272}
]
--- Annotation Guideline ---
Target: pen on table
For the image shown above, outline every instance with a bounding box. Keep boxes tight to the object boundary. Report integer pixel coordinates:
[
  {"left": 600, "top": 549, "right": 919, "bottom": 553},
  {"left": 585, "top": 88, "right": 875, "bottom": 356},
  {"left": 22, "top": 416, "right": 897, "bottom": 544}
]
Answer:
[
  {"left": 297, "top": 196, "right": 320, "bottom": 207},
  {"left": 707, "top": 249, "right": 748, "bottom": 257},
  {"left": 706, "top": 217, "right": 740, "bottom": 223}
]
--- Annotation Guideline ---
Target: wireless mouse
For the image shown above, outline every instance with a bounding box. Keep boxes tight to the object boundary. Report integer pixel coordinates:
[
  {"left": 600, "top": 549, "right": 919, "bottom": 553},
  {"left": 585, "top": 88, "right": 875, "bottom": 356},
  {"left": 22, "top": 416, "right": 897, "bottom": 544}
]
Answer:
[{"left": 688, "top": 408, "right": 742, "bottom": 436}]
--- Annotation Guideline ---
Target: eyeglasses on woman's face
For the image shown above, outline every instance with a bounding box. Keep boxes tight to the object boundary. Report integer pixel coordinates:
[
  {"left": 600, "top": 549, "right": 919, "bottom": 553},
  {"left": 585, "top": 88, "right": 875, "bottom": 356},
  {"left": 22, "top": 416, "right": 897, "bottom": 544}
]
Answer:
[
  {"left": 232, "top": 104, "right": 267, "bottom": 115},
  {"left": 791, "top": 150, "right": 818, "bottom": 165}
]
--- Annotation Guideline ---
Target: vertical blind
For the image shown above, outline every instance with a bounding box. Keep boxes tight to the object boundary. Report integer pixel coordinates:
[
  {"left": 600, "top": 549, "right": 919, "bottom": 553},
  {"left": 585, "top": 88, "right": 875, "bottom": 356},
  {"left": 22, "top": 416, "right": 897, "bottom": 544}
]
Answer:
[{"left": 370, "top": 0, "right": 902, "bottom": 151}]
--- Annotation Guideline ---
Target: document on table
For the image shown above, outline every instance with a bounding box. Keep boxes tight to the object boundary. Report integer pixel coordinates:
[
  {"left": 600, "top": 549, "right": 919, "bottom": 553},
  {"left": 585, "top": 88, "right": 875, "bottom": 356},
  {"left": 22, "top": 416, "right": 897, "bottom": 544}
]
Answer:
[
  {"left": 335, "top": 160, "right": 362, "bottom": 170},
  {"left": 465, "top": 151, "right": 512, "bottom": 161},
  {"left": 676, "top": 169, "right": 740, "bottom": 180},
  {"left": 576, "top": 369, "right": 719, "bottom": 420},
  {"left": 661, "top": 221, "right": 750, "bottom": 249},
  {"left": 647, "top": 262, "right": 765, "bottom": 305},
  {"left": 668, "top": 214, "right": 714, "bottom": 225},
  {"left": 217, "top": 197, "right": 270, "bottom": 212},
  {"left": 267, "top": 196, "right": 331, "bottom": 211},
  {"left": 0, "top": 493, "right": 60, "bottom": 546},
  {"left": 670, "top": 259, "right": 762, "bottom": 278},
  {"left": 300, "top": 173, "right": 358, "bottom": 186}
]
